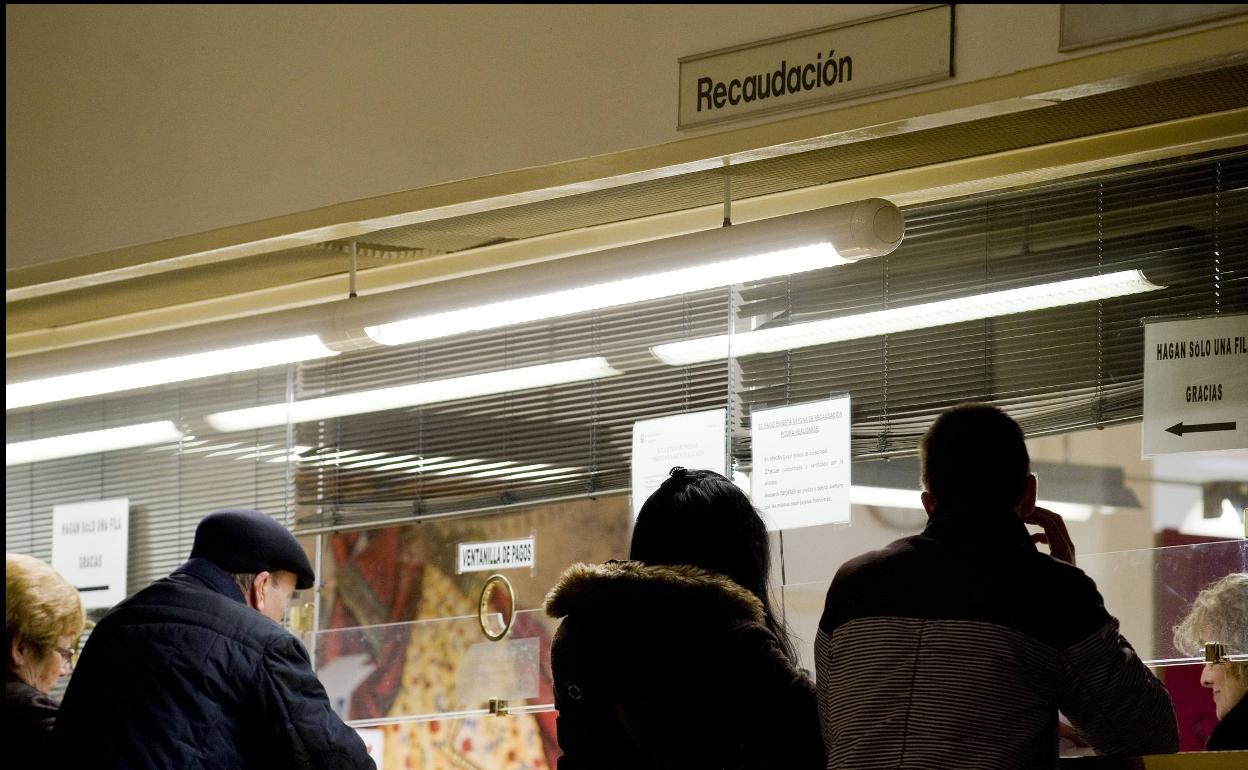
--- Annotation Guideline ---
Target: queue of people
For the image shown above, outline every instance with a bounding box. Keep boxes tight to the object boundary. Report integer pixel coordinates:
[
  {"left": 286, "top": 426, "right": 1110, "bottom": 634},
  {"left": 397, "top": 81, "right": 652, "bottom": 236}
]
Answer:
[{"left": 5, "top": 403, "right": 1245, "bottom": 767}]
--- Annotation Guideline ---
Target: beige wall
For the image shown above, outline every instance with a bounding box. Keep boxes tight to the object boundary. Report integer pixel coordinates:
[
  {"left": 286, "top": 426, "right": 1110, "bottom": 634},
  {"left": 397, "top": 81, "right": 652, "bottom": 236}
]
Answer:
[{"left": 6, "top": 3, "right": 1168, "bottom": 270}]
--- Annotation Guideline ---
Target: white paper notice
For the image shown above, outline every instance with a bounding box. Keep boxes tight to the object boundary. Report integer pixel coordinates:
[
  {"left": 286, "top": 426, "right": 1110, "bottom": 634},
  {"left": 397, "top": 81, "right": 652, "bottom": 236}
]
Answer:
[
  {"left": 52, "top": 498, "right": 129, "bottom": 609},
  {"left": 457, "top": 536, "right": 536, "bottom": 574},
  {"left": 751, "top": 396, "right": 851, "bottom": 530},
  {"left": 631, "top": 408, "right": 727, "bottom": 517},
  {"left": 1143, "top": 314, "right": 1247, "bottom": 457}
]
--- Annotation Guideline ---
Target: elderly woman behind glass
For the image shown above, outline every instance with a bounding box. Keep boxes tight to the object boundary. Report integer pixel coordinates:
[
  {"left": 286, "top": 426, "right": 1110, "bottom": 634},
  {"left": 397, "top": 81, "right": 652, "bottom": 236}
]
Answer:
[
  {"left": 1174, "top": 572, "right": 1248, "bottom": 751},
  {"left": 6, "top": 553, "right": 86, "bottom": 763}
]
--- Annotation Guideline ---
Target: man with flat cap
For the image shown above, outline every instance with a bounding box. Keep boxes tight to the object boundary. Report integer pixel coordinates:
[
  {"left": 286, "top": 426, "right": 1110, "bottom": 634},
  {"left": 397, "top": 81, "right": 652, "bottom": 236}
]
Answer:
[{"left": 54, "top": 509, "right": 375, "bottom": 769}]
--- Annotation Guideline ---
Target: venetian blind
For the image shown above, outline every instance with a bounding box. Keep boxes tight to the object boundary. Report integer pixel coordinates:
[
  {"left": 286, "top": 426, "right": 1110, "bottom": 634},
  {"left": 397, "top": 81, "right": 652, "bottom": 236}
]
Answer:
[
  {"left": 734, "top": 149, "right": 1247, "bottom": 462},
  {"left": 5, "top": 370, "right": 295, "bottom": 598},
  {"left": 292, "top": 291, "right": 732, "bottom": 530}
]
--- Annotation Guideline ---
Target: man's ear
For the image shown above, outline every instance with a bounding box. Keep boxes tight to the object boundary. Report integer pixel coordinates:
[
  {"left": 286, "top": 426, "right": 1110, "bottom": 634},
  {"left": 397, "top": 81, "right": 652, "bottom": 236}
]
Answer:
[
  {"left": 248, "top": 571, "right": 274, "bottom": 613},
  {"left": 1017, "top": 473, "right": 1038, "bottom": 519},
  {"left": 921, "top": 490, "right": 937, "bottom": 518}
]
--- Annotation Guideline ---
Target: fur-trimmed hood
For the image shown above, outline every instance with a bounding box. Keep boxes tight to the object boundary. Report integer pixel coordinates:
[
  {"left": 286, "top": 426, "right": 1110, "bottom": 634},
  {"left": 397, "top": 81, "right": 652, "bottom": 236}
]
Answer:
[
  {"left": 544, "top": 561, "right": 827, "bottom": 770},
  {"left": 544, "top": 560, "right": 765, "bottom": 625}
]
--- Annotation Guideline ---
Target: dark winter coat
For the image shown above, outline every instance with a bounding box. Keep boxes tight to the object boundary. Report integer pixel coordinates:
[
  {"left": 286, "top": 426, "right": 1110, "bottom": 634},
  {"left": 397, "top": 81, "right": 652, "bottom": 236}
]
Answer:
[
  {"left": 817, "top": 507, "right": 1179, "bottom": 769},
  {"left": 6, "top": 671, "right": 59, "bottom": 767},
  {"left": 52, "top": 558, "right": 374, "bottom": 770},
  {"left": 545, "top": 560, "right": 825, "bottom": 770},
  {"left": 1208, "top": 696, "right": 1248, "bottom": 751}
]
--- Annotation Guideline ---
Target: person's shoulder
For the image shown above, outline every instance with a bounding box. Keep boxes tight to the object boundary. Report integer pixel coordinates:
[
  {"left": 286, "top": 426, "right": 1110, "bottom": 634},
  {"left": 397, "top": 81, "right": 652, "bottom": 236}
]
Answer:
[
  {"left": 99, "top": 575, "right": 288, "bottom": 651},
  {"left": 830, "top": 533, "right": 921, "bottom": 587},
  {"left": 1027, "top": 551, "right": 1106, "bottom": 606},
  {"left": 6, "top": 677, "right": 58, "bottom": 717}
]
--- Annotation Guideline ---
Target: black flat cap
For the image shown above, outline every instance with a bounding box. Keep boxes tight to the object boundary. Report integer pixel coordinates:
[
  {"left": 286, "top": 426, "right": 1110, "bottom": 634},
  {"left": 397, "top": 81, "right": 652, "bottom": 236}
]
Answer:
[{"left": 189, "top": 509, "right": 315, "bottom": 589}]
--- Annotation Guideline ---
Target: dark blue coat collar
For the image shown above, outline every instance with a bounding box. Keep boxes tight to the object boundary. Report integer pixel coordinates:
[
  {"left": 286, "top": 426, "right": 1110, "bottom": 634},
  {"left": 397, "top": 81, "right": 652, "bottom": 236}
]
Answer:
[{"left": 171, "top": 558, "right": 247, "bottom": 605}]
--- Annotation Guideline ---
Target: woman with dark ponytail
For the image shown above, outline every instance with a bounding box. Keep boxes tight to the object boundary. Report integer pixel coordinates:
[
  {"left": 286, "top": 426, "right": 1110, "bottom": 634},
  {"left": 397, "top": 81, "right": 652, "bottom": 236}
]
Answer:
[{"left": 545, "top": 468, "right": 824, "bottom": 770}]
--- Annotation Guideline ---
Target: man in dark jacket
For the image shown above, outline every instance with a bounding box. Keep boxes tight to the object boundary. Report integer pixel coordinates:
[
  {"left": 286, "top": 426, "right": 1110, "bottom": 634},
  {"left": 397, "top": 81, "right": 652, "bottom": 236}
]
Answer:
[
  {"left": 816, "top": 404, "right": 1179, "bottom": 769},
  {"left": 54, "top": 508, "right": 375, "bottom": 769}
]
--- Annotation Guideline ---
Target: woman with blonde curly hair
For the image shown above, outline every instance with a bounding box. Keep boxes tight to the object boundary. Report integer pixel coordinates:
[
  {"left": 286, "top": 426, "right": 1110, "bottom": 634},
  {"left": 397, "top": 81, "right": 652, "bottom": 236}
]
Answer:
[
  {"left": 6, "top": 553, "right": 86, "bottom": 763},
  {"left": 1174, "top": 572, "right": 1248, "bottom": 750}
]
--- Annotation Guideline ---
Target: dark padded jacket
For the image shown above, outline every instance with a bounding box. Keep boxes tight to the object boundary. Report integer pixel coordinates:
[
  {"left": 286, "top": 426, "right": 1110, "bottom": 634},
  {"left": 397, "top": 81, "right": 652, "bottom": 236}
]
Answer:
[
  {"left": 53, "top": 558, "right": 374, "bottom": 770},
  {"left": 1208, "top": 697, "right": 1248, "bottom": 751},
  {"left": 6, "top": 672, "right": 59, "bottom": 768},
  {"left": 546, "top": 560, "right": 826, "bottom": 770},
  {"left": 816, "top": 507, "right": 1179, "bottom": 769}
]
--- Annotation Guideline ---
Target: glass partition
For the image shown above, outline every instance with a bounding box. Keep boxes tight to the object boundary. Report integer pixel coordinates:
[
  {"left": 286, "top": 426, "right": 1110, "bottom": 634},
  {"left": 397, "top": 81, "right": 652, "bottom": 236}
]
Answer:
[
  {"left": 315, "top": 610, "right": 561, "bottom": 768},
  {"left": 314, "top": 609, "right": 556, "bottom": 723},
  {"left": 345, "top": 711, "right": 560, "bottom": 769},
  {"left": 6, "top": 144, "right": 1245, "bottom": 765}
]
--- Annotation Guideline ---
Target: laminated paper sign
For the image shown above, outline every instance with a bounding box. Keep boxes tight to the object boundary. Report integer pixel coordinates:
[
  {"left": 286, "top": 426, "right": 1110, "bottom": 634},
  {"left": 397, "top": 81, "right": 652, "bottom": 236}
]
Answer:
[
  {"left": 52, "top": 498, "right": 129, "bottom": 609},
  {"left": 751, "top": 396, "right": 851, "bottom": 530},
  {"left": 1142, "top": 314, "right": 1247, "bottom": 457},
  {"left": 631, "top": 409, "right": 727, "bottom": 518},
  {"left": 457, "top": 536, "right": 536, "bottom": 574}
]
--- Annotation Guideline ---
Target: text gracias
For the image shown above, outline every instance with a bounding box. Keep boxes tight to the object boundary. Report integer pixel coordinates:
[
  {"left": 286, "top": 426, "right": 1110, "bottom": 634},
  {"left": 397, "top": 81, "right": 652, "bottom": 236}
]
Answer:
[
  {"left": 60, "top": 516, "right": 124, "bottom": 569},
  {"left": 1154, "top": 334, "right": 1246, "bottom": 404}
]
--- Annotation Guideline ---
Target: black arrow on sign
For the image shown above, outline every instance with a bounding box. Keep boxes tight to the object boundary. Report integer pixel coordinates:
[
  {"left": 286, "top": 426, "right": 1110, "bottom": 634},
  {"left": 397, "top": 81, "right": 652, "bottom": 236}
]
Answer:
[{"left": 1166, "top": 421, "right": 1237, "bottom": 437}]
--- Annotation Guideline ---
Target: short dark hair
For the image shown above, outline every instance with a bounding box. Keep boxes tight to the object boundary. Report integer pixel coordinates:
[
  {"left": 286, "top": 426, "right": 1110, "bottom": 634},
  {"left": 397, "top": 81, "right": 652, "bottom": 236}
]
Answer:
[{"left": 919, "top": 404, "right": 1030, "bottom": 511}]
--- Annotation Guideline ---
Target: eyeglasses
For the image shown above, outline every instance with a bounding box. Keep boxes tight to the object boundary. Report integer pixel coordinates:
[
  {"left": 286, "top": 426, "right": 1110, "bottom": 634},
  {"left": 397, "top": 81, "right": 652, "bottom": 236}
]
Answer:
[
  {"left": 53, "top": 645, "right": 76, "bottom": 668},
  {"left": 1204, "top": 641, "right": 1248, "bottom": 665}
]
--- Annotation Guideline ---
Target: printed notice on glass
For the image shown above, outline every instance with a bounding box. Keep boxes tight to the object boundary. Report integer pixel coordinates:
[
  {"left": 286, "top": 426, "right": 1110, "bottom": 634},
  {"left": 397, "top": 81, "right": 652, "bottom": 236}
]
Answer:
[
  {"left": 52, "top": 498, "right": 129, "bottom": 609},
  {"left": 1142, "top": 313, "right": 1247, "bottom": 457},
  {"left": 457, "top": 536, "right": 536, "bottom": 574},
  {"left": 631, "top": 409, "right": 727, "bottom": 518},
  {"left": 751, "top": 396, "right": 851, "bottom": 530}
]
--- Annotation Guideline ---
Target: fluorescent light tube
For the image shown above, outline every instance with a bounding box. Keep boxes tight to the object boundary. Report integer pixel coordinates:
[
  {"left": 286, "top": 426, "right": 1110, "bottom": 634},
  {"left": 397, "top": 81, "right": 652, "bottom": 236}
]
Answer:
[
  {"left": 366, "top": 243, "right": 851, "bottom": 346},
  {"left": 848, "top": 486, "right": 1094, "bottom": 521},
  {"left": 850, "top": 486, "right": 923, "bottom": 509},
  {"left": 363, "top": 200, "right": 905, "bottom": 347},
  {"left": 652, "top": 270, "right": 1162, "bottom": 365},
  {"left": 6, "top": 420, "right": 184, "bottom": 466},
  {"left": 6, "top": 335, "right": 339, "bottom": 410},
  {"left": 433, "top": 461, "right": 516, "bottom": 476},
  {"left": 204, "top": 357, "right": 621, "bottom": 432}
]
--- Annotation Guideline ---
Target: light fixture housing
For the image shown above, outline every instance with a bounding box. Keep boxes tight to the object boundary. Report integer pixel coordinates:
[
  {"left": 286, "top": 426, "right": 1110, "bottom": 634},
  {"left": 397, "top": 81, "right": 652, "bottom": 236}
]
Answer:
[
  {"left": 7, "top": 201, "right": 900, "bottom": 408},
  {"left": 362, "top": 199, "right": 904, "bottom": 347},
  {"left": 6, "top": 421, "right": 184, "bottom": 466},
  {"left": 6, "top": 335, "right": 339, "bottom": 411},
  {"left": 651, "top": 270, "right": 1162, "bottom": 365},
  {"left": 851, "top": 457, "right": 1141, "bottom": 521},
  {"left": 203, "top": 357, "right": 621, "bottom": 432}
]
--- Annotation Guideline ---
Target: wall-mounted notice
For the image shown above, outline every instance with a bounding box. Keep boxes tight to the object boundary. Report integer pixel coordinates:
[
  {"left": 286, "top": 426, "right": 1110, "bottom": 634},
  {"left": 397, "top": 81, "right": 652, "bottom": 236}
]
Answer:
[
  {"left": 1143, "top": 314, "right": 1247, "bottom": 457},
  {"left": 631, "top": 408, "right": 727, "bottom": 517},
  {"left": 751, "top": 396, "right": 851, "bottom": 530},
  {"left": 52, "top": 498, "right": 129, "bottom": 609},
  {"left": 678, "top": 5, "right": 952, "bottom": 129},
  {"left": 457, "top": 536, "right": 537, "bottom": 574}
]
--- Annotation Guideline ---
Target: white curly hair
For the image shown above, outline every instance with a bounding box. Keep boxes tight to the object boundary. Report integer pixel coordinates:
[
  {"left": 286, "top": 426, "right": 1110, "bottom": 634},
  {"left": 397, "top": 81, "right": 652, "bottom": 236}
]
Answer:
[{"left": 1173, "top": 572, "right": 1248, "bottom": 682}]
